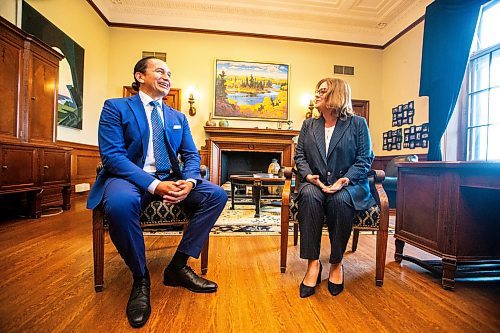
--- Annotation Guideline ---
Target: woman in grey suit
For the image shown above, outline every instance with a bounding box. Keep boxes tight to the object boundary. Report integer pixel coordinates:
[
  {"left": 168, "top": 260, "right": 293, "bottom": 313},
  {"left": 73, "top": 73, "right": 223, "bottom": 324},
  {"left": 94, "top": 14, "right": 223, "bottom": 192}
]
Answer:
[{"left": 295, "top": 78, "right": 375, "bottom": 297}]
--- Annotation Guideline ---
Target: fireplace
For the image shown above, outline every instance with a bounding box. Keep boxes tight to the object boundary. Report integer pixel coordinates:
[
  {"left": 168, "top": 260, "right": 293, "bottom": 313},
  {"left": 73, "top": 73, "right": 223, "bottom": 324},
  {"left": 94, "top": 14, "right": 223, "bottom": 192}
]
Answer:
[
  {"left": 220, "top": 151, "right": 282, "bottom": 185},
  {"left": 200, "top": 127, "right": 300, "bottom": 186}
]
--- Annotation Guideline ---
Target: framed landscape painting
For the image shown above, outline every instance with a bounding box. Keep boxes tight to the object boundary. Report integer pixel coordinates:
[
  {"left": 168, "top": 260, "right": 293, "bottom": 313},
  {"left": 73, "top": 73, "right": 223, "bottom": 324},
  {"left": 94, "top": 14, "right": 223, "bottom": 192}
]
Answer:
[{"left": 214, "top": 60, "right": 289, "bottom": 121}]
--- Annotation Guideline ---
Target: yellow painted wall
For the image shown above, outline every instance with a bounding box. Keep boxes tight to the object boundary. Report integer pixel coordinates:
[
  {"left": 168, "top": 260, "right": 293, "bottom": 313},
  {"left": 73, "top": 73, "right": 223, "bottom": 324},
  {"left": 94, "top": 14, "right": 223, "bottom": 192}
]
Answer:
[
  {"left": 107, "top": 28, "right": 383, "bottom": 149},
  {"left": 23, "top": 0, "right": 110, "bottom": 145},
  {"left": 0, "top": 0, "right": 17, "bottom": 24},
  {"left": 381, "top": 22, "right": 429, "bottom": 156},
  {"left": 2, "top": 0, "right": 429, "bottom": 157}
]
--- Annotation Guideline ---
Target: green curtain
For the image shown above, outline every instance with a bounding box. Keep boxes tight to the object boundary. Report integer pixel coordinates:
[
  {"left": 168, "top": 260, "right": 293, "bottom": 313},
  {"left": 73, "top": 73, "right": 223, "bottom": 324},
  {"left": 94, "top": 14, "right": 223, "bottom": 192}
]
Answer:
[{"left": 419, "top": 0, "right": 487, "bottom": 160}]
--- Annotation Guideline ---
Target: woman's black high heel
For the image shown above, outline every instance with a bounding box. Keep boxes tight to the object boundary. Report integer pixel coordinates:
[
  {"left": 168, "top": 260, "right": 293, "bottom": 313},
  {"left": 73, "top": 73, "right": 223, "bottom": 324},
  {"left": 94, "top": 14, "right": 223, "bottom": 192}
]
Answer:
[
  {"left": 299, "top": 261, "right": 322, "bottom": 298},
  {"left": 328, "top": 264, "right": 344, "bottom": 296}
]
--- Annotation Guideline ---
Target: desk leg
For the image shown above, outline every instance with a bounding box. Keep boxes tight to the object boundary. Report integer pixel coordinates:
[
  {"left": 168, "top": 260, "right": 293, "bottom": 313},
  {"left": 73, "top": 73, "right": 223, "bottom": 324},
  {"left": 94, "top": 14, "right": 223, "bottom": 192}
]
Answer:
[
  {"left": 394, "top": 238, "right": 405, "bottom": 263},
  {"left": 442, "top": 256, "right": 457, "bottom": 290},
  {"left": 253, "top": 181, "right": 262, "bottom": 218},
  {"left": 230, "top": 182, "right": 236, "bottom": 210}
]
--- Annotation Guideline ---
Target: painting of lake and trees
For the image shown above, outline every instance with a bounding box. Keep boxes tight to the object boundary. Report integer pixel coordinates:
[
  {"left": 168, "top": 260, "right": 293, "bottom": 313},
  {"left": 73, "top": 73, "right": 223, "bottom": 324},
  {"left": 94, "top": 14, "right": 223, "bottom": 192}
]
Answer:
[{"left": 214, "top": 60, "right": 289, "bottom": 121}]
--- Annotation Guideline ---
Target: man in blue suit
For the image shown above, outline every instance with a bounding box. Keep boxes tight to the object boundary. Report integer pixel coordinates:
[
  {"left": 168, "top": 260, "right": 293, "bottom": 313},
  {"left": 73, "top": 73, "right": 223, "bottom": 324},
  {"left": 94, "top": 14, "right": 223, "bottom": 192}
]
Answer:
[{"left": 87, "top": 57, "right": 227, "bottom": 328}]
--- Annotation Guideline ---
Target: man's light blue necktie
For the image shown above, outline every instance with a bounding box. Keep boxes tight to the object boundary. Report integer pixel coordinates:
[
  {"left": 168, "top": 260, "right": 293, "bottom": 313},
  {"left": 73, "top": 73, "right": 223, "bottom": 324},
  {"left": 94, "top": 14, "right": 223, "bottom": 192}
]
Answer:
[{"left": 150, "top": 101, "right": 171, "bottom": 180}]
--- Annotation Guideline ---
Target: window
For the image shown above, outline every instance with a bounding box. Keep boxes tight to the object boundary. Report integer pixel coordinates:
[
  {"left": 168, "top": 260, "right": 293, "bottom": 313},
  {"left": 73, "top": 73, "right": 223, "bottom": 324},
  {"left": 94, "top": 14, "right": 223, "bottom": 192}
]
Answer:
[{"left": 465, "top": 1, "right": 500, "bottom": 160}]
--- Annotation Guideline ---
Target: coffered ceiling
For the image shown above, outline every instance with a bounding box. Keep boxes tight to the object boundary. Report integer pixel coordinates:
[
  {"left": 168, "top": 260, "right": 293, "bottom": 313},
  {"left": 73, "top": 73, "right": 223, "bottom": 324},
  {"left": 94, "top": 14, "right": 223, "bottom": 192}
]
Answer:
[{"left": 89, "top": 0, "right": 433, "bottom": 46}]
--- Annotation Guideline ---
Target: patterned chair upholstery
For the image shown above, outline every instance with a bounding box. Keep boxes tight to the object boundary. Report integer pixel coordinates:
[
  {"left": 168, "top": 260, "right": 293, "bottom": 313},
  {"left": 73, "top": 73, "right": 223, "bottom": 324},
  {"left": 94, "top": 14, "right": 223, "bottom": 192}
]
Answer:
[
  {"left": 280, "top": 167, "right": 389, "bottom": 286},
  {"left": 92, "top": 163, "right": 210, "bottom": 292}
]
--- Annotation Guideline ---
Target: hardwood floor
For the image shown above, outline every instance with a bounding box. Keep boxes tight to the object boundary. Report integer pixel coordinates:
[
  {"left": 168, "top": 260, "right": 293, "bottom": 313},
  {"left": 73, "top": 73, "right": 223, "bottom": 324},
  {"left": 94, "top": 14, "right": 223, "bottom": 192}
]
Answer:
[{"left": 0, "top": 197, "right": 499, "bottom": 332}]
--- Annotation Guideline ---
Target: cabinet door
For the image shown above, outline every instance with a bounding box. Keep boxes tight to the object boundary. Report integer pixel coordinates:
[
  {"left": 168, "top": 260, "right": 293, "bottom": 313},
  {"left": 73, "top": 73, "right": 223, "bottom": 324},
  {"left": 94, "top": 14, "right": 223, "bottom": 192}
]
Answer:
[
  {"left": 41, "top": 149, "right": 70, "bottom": 185},
  {"left": 0, "top": 145, "right": 38, "bottom": 190},
  {"left": 0, "top": 37, "right": 23, "bottom": 142},
  {"left": 28, "top": 54, "right": 58, "bottom": 144}
]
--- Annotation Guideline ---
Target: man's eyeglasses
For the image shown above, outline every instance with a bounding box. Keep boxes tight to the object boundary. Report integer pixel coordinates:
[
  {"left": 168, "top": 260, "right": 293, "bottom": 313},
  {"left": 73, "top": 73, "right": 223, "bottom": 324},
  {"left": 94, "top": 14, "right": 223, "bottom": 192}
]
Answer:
[{"left": 315, "top": 88, "right": 328, "bottom": 96}]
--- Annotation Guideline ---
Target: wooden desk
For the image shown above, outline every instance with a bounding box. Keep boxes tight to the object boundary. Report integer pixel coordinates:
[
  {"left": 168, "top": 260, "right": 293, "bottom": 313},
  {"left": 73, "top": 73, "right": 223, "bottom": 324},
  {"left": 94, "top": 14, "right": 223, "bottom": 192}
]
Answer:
[
  {"left": 229, "top": 175, "right": 285, "bottom": 218},
  {"left": 394, "top": 162, "right": 500, "bottom": 290}
]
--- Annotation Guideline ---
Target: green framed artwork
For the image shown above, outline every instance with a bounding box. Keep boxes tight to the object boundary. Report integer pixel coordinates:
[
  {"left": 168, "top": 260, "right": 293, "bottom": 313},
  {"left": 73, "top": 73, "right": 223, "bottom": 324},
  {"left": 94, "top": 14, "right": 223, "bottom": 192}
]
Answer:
[
  {"left": 22, "top": 2, "right": 84, "bottom": 130},
  {"left": 214, "top": 60, "right": 289, "bottom": 121}
]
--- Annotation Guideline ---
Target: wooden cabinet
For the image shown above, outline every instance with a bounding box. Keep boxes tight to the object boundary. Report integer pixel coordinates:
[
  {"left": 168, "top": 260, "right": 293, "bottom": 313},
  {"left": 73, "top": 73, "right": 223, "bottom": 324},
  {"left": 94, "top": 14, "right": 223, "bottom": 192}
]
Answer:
[{"left": 0, "top": 16, "right": 71, "bottom": 217}]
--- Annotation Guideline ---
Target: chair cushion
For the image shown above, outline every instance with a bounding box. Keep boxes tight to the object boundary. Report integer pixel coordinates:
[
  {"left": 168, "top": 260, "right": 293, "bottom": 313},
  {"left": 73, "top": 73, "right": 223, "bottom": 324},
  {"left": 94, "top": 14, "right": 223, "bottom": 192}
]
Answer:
[
  {"left": 289, "top": 193, "right": 380, "bottom": 228},
  {"left": 354, "top": 205, "right": 380, "bottom": 228},
  {"left": 103, "top": 200, "right": 191, "bottom": 227},
  {"left": 140, "top": 200, "right": 192, "bottom": 224}
]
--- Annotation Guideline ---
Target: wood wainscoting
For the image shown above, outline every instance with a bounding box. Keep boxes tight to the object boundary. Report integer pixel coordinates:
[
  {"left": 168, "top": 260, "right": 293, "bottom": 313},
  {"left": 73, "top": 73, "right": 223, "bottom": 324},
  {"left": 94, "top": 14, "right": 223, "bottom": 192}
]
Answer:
[{"left": 57, "top": 141, "right": 100, "bottom": 198}]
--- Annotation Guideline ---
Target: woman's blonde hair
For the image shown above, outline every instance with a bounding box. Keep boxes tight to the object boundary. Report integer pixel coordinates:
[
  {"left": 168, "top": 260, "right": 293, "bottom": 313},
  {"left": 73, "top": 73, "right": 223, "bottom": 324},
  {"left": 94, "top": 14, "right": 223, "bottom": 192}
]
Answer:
[{"left": 315, "top": 78, "right": 354, "bottom": 120}]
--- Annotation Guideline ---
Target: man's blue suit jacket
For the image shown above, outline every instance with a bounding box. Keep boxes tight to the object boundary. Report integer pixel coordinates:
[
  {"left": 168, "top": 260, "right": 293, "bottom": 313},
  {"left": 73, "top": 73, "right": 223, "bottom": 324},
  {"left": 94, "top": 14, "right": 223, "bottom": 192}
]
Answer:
[{"left": 87, "top": 94, "right": 201, "bottom": 209}]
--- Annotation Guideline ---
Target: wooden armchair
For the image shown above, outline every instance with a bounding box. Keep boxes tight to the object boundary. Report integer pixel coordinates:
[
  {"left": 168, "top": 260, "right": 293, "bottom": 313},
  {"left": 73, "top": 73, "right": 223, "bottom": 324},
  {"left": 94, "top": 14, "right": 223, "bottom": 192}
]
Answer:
[
  {"left": 280, "top": 167, "right": 389, "bottom": 286},
  {"left": 92, "top": 163, "right": 210, "bottom": 292}
]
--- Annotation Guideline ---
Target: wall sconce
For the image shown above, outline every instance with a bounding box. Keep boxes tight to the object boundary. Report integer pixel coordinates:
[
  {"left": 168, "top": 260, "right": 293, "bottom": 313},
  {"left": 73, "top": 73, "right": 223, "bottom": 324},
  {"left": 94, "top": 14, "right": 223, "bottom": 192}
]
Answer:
[
  {"left": 188, "top": 93, "right": 196, "bottom": 116},
  {"left": 305, "top": 100, "right": 314, "bottom": 119}
]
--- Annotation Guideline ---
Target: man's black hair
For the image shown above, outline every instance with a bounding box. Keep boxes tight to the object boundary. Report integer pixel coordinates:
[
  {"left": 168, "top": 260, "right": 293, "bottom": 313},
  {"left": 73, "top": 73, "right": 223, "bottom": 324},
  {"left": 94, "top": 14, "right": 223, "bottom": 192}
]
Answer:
[{"left": 131, "top": 56, "right": 158, "bottom": 91}]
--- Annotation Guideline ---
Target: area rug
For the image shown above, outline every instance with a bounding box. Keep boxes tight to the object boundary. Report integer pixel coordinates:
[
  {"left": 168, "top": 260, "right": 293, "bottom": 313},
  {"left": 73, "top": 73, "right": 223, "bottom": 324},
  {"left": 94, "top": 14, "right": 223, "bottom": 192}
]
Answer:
[{"left": 143, "top": 200, "right": 395, "bottom": 236}]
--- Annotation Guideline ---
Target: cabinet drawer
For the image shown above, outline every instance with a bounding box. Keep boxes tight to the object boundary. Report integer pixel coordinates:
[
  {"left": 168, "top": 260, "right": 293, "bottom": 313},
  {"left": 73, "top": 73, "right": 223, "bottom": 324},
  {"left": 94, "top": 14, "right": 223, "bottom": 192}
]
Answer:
[{"left": 0, "top": 146, "right": 37, "bottom": 189}]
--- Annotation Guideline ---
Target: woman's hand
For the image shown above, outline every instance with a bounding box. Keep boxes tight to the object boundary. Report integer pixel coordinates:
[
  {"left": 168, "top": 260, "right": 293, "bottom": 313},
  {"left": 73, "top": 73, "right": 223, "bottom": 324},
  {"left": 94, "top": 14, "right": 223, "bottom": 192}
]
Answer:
[
  {"left": 306, "top": 174, "right": 327, "bottom": 189},
  {"left": 323, "top": 177, "right": 349, "bottom": 194}
]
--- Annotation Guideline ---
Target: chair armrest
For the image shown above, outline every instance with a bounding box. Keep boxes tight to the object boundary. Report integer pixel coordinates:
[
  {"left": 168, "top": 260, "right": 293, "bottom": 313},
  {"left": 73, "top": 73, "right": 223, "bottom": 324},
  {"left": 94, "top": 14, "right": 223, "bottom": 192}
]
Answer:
[
  {"left": 368, "top": 169, "right": 388, "bottom": 206},
  {"left": 283, "top": 166, "right": 294, "bottom": 179},
  {"left": 281, "top": 166, "right": 293, "bottom": 207},
  {"left": 368, "top": 169, "right": 389, "bottom": 229},
  {"left": 96, "top": 162, "right": 103, "bottom": 178}
]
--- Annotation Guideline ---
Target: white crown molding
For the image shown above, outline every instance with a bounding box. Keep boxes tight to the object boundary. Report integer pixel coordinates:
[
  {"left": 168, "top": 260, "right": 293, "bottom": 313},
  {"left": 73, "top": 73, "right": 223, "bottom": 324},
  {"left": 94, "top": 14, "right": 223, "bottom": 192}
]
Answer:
[{"left": 90, "top": 0, "right": 433, "bottom": 46}]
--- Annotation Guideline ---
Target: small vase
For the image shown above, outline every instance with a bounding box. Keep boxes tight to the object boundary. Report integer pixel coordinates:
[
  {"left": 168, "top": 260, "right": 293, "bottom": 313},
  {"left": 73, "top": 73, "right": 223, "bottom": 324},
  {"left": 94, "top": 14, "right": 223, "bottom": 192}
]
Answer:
[
  {"left": 267, "top": 158, "right": 281, "bottom": 195},
  {"left": 205, "top": 114, "right": 216, "bottom": 126},
  {"left": 267, "top": 158, "right": 280, "bottom": 175},
  {"left": 219, "top": 119, "right": 229, "bottom": 127}
]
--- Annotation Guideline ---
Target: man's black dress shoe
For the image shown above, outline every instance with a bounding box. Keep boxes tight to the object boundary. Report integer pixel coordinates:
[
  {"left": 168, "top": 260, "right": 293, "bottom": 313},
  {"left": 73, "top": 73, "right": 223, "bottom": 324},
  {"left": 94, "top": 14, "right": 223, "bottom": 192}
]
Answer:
[
  {"left": 328, "top": 264, "right": 344, "bottom": 296},
  {"left": 126, "top": 271, "right": 151, "bottom": 328},
  {"left": 299, "top": 262, "right": 322, "bottom": 298},
  {"left": 163, "top": 265, "right": 218, "bottom": 293}
]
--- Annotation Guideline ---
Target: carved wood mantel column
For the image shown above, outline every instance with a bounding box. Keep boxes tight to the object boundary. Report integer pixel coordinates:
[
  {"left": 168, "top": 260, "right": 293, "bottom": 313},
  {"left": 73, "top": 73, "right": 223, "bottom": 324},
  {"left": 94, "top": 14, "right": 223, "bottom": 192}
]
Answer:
[{"left": 200, "top": 127, "right": 300, "bottom": 185}]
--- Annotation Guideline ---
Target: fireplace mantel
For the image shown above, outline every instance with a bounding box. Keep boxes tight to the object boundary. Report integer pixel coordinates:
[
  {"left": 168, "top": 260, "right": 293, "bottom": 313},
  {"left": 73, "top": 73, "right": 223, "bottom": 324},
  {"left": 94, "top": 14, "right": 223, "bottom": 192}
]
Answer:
[{"left": 200, "top": 127, "right": 300, "bottom": 185}]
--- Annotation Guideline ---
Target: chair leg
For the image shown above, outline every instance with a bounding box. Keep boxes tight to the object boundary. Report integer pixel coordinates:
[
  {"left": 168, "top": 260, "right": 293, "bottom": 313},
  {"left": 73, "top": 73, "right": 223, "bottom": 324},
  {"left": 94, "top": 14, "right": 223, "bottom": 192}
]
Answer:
[
  {"left": 293, "top": 222, "right": 298, "bottom": 246},
  {"left": 375, "top": 228, "right": 388, "bottom": 287},
  {"left": 201, "top": 237, "right": 209, "bottom": 275},
  {"left": 280, "top": 205, "right": 290, "bottom": 273},
  {"left": 93, "top": 207, "right": 105, "bottom": 292},
  {"left": 351, "top": 229, "right": 360, "bottom": 252}
]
